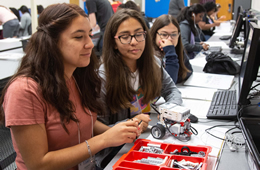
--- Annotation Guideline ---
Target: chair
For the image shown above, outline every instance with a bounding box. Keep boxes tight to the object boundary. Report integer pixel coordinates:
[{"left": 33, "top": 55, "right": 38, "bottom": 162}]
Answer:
[
  {"left": 0, "top": 125, "right": 17, "bottom": 170},
  {"left": 0, "top": 77, "right": 16, "bottom": 170}
]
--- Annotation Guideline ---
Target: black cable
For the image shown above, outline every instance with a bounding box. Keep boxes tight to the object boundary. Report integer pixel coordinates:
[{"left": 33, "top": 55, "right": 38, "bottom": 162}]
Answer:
[
  {"left": 205, "top": 125, "right": 238, "bottom": 141},
  {"left": 190, "top": 126, "right": 198, "bottom": 135},
  {"left": 250, "top": 82, "right": 260, "bottom": 90},
  {"left": 236, "top": 104, "right": 258, "bottom": 121},
  {"left": 205, "top": 124, "right": 245, "bottom": 146},
  {"left": 150, "top": 103, "right": 160, "bottom": 115}
]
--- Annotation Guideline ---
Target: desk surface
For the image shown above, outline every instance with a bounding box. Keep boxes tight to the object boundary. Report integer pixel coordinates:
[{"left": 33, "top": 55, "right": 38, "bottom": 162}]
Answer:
[
  {"left": 105, "top": 21, "right": 249, "bottom": 170},
  {"left": 104, "top": 114, "right": 249, "bottom": 170},
  {"left": 0, "top": 48, "right": 24, "bottom": 80}
]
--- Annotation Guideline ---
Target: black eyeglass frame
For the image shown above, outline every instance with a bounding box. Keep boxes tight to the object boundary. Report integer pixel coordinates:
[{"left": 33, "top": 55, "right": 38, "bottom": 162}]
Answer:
[
  {"left": 157, "top": 32, "right": 180, "bottom": 39},
  {"left": 114, "top": 31, "right": 147, "bottom": 44}
]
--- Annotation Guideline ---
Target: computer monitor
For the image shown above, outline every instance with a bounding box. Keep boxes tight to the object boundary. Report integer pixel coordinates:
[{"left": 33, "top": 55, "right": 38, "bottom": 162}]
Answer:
[
  {"left": 235, "top": 6, "right": 244, "bottom": 21},
  {"left": 238, "top": 22, "right": 260, "bottom": 106},
  {"left": 245, "top": 17, "right": 258, "bottom": 40},
  {"left": 229, "top": 13, "right": 245, "bottom": 48}
]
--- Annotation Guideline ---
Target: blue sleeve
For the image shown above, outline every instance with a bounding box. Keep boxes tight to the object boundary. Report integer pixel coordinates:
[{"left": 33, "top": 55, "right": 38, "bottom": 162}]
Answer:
[{"left": 162, "top": 45, "right": 179, "bottom": 83}]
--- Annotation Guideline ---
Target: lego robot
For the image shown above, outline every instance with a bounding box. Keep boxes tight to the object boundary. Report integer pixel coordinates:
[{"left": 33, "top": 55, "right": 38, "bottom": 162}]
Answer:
[{"left": 151, "top": 102, "right": 193, "bottom": 141}]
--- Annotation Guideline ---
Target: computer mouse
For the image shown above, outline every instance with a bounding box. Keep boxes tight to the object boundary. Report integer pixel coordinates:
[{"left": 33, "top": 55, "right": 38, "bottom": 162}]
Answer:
[{"left": 189, "top": 114, "right": 198, "bottom": 123}]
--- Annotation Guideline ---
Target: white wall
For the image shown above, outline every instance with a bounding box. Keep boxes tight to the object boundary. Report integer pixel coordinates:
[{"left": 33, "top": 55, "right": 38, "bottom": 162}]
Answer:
[
  {"left": 1, "top": 0, "right": 70, "bottom": 9},
  {"left": 251, "top": 0, "right": 260, "bottom": 11}
]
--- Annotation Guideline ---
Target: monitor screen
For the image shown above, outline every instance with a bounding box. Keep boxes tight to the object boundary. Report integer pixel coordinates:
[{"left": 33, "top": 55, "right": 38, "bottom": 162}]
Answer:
[
  {"left": 229, "top": 13, "right": 245, "bottom": 48},
  {"left": 240, "top": 117, "right": 260, "bottom": 166},
  {"left": 236, "top": 6, "right": 244, "bottom": 21},
  {"left": 238, "top": 22, "right": 260, "bottom": 106}
]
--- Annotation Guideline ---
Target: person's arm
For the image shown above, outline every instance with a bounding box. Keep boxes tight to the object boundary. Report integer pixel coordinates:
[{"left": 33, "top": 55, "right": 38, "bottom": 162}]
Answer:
[
  {"left": 198, "top": 20, "right": 219, "bottom": 30},
  {"left": 20, "top": 15, "right": 26, "bottom": 29},
  {"left": 5, "top": 78, "right": 140, "bottom": 170},
  {"left": 160, "top": 65, "right": 183, "bottom": 105},
  {"left": 85, "top": 1, "right": 97, "bottom": 29},
  {"left": 162, "top": 45, "right": 179, "bottom": 83},
  {"left": 93, "top": 120, "right": 110, "bottom": 135},
  {"left": 180, "top": 23, "right": 203, "bottom": 53},
  {"left": 88, "top": 13, "right": 97, "bottom": 29},
  {"left": 178, "top": 0, "right": 185, "bottom": 9},
  {"left": 11, "top": 119, "right": 139, "bottom": 170}
]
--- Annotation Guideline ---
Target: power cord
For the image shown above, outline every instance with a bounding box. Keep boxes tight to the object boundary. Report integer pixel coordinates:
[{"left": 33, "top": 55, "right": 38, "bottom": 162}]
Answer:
[{"left": 205, "top": 125, "right": 245, "bottom": 152}]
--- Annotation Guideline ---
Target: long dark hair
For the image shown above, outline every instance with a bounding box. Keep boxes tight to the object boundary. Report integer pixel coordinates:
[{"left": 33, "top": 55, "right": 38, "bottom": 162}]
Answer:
[
  {"left": 0, "top": 3, "right": 102, "bottom": 133},
  {"left": 9, "top": 7, "right": 20, "bottom": 21},
  {"left": 102, "top": 9, "right": 162, "bottom": 113},
  {"left": 177, "top": 3, "right": 205, "bottom": 36},
  {"left": 19, "top": 5, "right": 31, "bottom": 15},
  {"left": 150, "top": 14, "right": 190, "bottom": 81}
]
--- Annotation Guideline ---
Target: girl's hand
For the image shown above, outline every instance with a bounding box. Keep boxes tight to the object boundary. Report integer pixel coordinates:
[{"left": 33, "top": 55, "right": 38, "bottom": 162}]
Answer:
[
  {"left": 132, "top": 114, "right": 151, "bottom": 132},
  {"left": 158, "top": 39, "right": 174, "bottom": 51},
  {"left": 200, "top": 42, "right": 209, "bottom": 51},
  {"left": 101, "top": 119, "right": 140, "bottom": 147}
]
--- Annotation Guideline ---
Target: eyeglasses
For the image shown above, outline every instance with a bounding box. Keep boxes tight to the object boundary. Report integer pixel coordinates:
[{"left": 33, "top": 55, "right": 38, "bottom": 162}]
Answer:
[
  {"left": 157, "top": 32, "right": 180, "bottom": 39},
  {"left": 114, "top": 31, "right": 146, "bottom": 44}
]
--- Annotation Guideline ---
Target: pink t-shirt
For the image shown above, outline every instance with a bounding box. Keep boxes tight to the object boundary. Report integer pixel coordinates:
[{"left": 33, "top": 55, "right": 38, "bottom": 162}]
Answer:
[
  {"left": 0, "top": 6, "right": 17, "bottom": 24},
  {"left": 3, "top": 77, "right": 97, "bottom": 170}
]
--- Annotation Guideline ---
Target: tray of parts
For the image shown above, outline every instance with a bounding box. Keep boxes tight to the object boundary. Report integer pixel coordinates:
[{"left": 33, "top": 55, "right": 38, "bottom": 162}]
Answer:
[{"left": 112, "top": 139, "right": 212, "bottom": 170}]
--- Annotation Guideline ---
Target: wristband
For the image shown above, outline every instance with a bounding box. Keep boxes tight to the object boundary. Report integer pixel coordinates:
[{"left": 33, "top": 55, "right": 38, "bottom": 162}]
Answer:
[{"left": 85, "top": 140, "right": 93, "bottom": 160}]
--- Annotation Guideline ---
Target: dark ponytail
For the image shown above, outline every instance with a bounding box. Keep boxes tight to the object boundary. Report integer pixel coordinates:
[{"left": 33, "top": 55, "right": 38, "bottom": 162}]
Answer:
[{"left": 177, "top": 4, "right": 205, "bottom": 36}]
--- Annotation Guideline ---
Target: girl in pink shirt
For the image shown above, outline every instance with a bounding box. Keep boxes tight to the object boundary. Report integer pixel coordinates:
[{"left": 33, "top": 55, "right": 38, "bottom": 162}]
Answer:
[{"left": 0, "top": 3, "right": 141, "bottom": 170}]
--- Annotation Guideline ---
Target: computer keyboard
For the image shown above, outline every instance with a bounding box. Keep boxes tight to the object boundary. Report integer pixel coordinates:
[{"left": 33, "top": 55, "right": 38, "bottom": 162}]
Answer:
[
  {"left": 230, "top": 48, "right": 244, "bottom": 54},
  {"left": 219, "top": 35, "right": 232, "bottom": 40},
  {"left": 206, "top": 90, "right": 238, "bottom": 119}
]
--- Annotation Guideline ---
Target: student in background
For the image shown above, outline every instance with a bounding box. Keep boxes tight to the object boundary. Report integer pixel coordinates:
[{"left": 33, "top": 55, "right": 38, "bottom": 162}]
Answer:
[
  {"left": 19, "top": 5, "right": 31, "bottom": 36},
  {"left": 117, "top": 1, "right": 150, "bottom": 29},
  {"left": 211, "top": 3, "right": 226, "bottom": 24},
  {"left": 98, "top": 8, "right": 182, "bottom": 128},
  {"left": 9, "top": 7, "right": 20, "bottom": 21},
  {"left": 177, "top": 4, "right": 209, "bottom": 59},
  {"left": 110, "top": 0, "right": 122, "bottom": 13},
  {"left": 37, "top": 5, "right": 44, "bottom": 17},
  {"left": 150, "top": 14, "right": 193, "bottom": 83},
  {"left": 0, "top": 3, "right": 140, "bottom": 170},
  {"left": 0, "top": 5, "right": 20, "bottom": 38},
  {"left": 168, "top": 0, "right": 185, "bottom": 18},
  {"left": 198, "top": 1, "right": 220, "bottom": 40}
]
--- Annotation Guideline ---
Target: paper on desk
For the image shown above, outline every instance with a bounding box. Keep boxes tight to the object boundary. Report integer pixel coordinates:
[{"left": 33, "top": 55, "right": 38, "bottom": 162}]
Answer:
[
  {"left": 0, "top": 53, "right": 24, "bottom": 60},
  {"left": 184, "top": 72, "right": 234, "bottom": 90},
  {"left": 182, "top": 99, "right": 211, "bottom": 118},
  {"left": 147, "top": 123, "right": 228, "bottom": 170},
  {"left": 213, "top": 32, "right": 232, "bottom": 36},
  {"left": 206, "top": 41, "right": 230, "bottom": 49},
  {"left": 189, "top": 53, "right": 207, "bottom": 68},
  {"left": 178, "top": 86, "right": 217, "bottom": 101}
]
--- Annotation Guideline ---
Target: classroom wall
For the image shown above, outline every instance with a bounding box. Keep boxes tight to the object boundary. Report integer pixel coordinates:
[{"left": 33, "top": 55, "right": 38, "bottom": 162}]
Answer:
[
  {"left": 1, "top": 0, "right": 69, "bottom": 9},
  {"left": 251, "top": 0, "right": 260, "bottom": 11},
  {"left": 1, "top": 0, "right": 86, "bottom": 13}
]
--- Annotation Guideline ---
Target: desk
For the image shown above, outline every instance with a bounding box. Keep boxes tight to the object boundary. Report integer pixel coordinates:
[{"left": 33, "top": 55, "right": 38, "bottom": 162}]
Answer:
[
  {"left": 104, "top": 21, "right": 249, "bottom": 170},
  {"left": 0, "top": 38, "right": 23, "bottom": 52},
  {"left": 0, "top": 48, "right": 24, "bottom": 80}
]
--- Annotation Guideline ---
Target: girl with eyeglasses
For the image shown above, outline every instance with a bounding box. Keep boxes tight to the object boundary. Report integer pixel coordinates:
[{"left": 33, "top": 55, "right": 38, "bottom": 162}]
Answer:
[
  {"left": 177, "top": 4, "right": 209, "bottom": 59},
  {"left": 98, "top": 9, "right": 182, "bottom": 129},
  {"left": 0, "top": 4, "right": 141, "bottom": 170},
  {"left": 150, "top": 14, "right": 193, "bottom": 83}
]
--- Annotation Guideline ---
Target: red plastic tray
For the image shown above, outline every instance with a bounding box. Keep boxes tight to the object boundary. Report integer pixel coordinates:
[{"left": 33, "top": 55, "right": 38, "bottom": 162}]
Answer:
[{"left": 113, "top": 139, "right": 212, "bottom": 170}]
